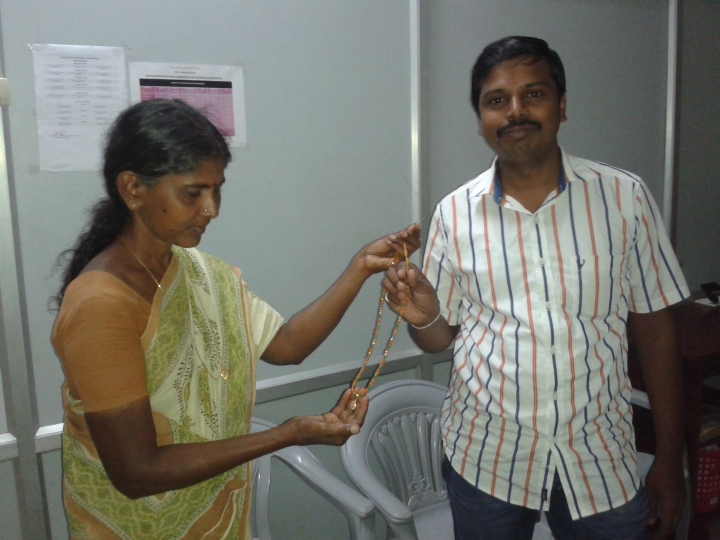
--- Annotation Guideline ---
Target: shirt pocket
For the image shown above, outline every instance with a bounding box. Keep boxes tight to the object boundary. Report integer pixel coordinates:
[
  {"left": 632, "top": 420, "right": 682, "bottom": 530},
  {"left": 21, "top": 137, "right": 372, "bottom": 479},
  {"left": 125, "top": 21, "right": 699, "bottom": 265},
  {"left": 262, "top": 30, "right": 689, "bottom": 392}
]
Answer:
[{"left": 560, "top": 253, "right": 628, "bottom": 320}]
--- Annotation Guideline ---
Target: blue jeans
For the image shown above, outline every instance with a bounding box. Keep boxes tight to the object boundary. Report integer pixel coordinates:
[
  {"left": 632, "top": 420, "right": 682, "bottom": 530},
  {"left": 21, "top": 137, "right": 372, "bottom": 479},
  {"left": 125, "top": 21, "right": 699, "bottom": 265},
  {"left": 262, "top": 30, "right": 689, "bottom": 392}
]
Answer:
[{"left": 442, "top": 457, "right": 650, "bottom": 540}]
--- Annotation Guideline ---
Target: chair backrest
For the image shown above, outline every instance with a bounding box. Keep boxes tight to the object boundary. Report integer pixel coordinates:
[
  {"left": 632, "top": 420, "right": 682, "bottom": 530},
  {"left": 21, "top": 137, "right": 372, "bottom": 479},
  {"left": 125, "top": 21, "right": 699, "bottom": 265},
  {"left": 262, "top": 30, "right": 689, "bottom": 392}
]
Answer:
[{"left": 342, "top": 380, "right": 449, "bottom": 514}]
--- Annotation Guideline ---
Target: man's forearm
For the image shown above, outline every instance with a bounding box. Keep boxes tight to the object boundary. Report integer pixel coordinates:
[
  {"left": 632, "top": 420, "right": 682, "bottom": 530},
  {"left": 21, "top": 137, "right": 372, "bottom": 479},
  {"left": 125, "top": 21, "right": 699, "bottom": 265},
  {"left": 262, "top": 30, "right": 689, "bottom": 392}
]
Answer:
[
  {"left": 629, "top": 308, "right": 684, "bottom": 460},
  {"left": 408, "top": 318, "right": 459, "bottom": 353}
]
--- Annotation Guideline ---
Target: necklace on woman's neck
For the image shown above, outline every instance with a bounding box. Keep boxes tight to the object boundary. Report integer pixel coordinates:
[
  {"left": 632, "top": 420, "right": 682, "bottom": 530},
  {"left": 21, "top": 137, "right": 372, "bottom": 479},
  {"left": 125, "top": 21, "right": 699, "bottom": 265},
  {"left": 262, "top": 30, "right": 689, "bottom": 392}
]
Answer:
[{"left": 118, "top": 236, "right": 164, "bottom": 292}]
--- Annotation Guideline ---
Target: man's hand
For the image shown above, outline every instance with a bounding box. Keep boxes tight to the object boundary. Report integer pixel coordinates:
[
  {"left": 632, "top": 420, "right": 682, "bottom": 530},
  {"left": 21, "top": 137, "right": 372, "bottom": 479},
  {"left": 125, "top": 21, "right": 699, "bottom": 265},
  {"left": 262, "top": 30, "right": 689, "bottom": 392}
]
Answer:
[
  {"left": 644, "top": 455, "right": 686, "bottom": 538},
  {"left": 383, "top": 261, "right": 440, "bottom": 327},
  {"left": 629, "top": 308, "right": 685, "bottom": 539},
  {"left": 383, "top": 261, "right": 459, "bottom": 352}
]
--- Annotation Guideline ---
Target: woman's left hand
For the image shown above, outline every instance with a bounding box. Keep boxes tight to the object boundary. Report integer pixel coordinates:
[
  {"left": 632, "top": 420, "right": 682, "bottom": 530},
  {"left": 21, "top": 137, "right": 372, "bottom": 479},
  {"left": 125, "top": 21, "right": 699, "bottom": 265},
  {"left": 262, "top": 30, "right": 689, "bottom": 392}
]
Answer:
[
  {"left": 330, "top": 387, "right": 369, "bottom": 430},
  {"left": 356, "top": 223, "right": 421, "bottom": 276},
  {"left": 284, "top": 389, "right": 369, "bottom": 447}
]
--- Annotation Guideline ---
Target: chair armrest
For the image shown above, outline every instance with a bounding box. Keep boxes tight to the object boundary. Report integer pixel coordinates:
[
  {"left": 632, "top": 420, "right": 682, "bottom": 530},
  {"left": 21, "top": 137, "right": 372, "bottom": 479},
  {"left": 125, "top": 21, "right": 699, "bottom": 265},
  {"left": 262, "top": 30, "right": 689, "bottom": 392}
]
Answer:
[
  {"left": 275, "top": 446, "right": 376, "bottom": 540},
  {"left": 251, "top": 418, "right": 375, "bottom": 540},
  {"left": 341, "top": 447, "right": 414, "bottom": 525},
  {"left": 350, "top": 469, "right": 415, "bottom": 525}
]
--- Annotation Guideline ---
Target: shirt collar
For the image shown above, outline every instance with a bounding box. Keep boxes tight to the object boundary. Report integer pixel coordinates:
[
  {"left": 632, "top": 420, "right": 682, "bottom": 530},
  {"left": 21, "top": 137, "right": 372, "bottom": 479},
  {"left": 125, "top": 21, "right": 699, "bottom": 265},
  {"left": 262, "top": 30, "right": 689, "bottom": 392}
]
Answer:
[
  {"left": 471, "top": 146, "right": 575, "bottom": 203},
  {"left": 490, "top": 153, "right": 567, "bottom": 206}
]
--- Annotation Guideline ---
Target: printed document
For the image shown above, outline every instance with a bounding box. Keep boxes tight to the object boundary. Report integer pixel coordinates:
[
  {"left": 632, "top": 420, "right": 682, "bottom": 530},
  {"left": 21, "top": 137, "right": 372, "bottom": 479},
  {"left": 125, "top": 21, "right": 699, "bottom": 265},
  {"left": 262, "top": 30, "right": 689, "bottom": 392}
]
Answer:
[{"left": 32, "top": 44, "right": 127, "bottom": 172}]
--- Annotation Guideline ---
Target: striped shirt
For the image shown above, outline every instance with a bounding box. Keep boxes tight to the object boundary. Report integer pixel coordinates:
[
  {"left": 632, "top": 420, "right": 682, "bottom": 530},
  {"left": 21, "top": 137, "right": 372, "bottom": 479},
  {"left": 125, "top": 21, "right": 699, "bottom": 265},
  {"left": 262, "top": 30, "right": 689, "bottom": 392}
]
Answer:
[{"left": 424, "top": 149, "right": 689, "bottom": 519}]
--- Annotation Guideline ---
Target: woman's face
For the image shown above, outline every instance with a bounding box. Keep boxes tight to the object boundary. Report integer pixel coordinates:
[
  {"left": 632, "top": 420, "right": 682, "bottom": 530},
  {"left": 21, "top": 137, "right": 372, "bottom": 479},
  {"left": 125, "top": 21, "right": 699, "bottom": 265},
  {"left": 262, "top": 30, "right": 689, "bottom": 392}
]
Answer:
[{"left": 134, "top": 158, "right": 226, "bottom": 248}]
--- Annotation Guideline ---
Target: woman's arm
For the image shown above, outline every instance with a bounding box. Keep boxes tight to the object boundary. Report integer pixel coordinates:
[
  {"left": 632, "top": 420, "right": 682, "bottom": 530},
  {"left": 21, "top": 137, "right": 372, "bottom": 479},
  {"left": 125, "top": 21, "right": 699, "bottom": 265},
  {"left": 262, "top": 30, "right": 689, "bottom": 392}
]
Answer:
[
  {"left": 85, "top": 388, "right": 368, "bottom": 499},
  {"left": 260, "top": 224, "right": 421, "bottom": 365}
]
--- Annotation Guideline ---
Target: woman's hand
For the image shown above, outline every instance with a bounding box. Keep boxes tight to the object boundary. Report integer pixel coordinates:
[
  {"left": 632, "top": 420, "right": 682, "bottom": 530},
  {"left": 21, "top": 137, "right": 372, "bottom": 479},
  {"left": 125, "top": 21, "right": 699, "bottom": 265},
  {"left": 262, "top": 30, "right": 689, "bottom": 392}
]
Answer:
[
  {"left": 261, "top": 223, "right": 421, "bottom": 367},
  {"left": 282, "top": 388, "right": 369, "bottom": 447},
  {"left": 383, "top": 261, "right": 440, "bottom": 327},
  {"left": 354, "top": 223, "right": 421, "bottom": 277}
]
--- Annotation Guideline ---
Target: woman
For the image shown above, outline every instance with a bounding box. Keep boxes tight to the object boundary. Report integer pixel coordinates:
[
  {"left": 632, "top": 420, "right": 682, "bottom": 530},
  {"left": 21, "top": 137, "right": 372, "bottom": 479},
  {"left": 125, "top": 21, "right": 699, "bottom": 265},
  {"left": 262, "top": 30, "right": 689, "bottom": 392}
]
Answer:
[{"left": 52, "top": 99, "right": 419, "bottom": 539}]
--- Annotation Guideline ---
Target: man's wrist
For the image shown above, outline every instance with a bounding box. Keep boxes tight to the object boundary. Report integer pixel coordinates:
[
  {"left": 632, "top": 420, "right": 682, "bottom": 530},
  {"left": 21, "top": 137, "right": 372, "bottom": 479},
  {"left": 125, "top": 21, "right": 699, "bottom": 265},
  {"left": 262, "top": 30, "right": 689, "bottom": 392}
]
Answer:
[
  {"left": 653, "top": 445, "right": 685, "bottom": 463},
  {"left": 411, "top": 312, "right": 442, "bottom": 330}
]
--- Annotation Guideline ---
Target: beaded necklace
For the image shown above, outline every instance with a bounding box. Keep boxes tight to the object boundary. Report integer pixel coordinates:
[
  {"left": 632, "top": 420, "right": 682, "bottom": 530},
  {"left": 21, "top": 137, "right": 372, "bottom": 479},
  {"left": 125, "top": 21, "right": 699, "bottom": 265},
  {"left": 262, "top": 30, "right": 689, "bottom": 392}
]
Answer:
[{"left": 348, "top": 242, "right": 409, "bottom": 410}]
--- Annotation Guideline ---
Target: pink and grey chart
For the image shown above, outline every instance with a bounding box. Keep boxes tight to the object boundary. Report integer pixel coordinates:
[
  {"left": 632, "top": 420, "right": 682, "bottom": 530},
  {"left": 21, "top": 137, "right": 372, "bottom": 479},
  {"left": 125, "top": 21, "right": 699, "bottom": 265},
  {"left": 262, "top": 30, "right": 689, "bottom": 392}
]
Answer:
[{"left": 139, "top": 78, "right": 235, "bottom": 136}]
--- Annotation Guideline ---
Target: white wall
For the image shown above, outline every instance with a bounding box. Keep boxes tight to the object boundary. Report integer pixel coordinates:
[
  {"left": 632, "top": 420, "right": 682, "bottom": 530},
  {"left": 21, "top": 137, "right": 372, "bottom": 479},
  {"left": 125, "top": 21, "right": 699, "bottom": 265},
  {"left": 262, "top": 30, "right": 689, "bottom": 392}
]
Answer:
[
  {"left": 0, "top": 2, "right": 413, "bottom": 538},
  {"left": 421, "top": 0, "right": 669, "bottom": 213},
  {"left": 0, "top": 0, "right": 413, "bottom": 430},
  {"left": 674, "top": 0, "right": 720, "bottom": 291}
]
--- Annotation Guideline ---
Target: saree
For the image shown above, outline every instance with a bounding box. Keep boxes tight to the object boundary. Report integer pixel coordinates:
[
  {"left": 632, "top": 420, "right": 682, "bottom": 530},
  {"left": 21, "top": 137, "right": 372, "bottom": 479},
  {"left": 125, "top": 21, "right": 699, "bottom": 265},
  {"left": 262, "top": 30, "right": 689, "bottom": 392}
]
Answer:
[{"left": 61, "top": 247, "right": 260, "bottom": 539}]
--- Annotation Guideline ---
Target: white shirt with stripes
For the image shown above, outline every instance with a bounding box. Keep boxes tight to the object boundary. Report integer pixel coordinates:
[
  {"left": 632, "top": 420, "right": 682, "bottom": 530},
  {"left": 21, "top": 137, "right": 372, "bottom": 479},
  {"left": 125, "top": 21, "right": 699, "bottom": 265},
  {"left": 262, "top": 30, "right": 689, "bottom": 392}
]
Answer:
[{"left": 424, "top": 148, "right": 689, "bottom": 519}]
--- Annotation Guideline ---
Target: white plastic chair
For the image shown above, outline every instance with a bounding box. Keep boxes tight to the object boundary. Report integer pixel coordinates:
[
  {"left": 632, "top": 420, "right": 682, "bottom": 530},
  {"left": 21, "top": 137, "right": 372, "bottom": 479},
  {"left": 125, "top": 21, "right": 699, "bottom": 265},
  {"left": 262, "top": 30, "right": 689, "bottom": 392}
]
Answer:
[
  {"left": 340, "top": 380, "right": 451, "bottom": 540},
  {"left": 250, "top": 417, "right": 376, "bottom": 540},
  {"left": 341, "top": 380, "right": 691, "bottom": 540}
]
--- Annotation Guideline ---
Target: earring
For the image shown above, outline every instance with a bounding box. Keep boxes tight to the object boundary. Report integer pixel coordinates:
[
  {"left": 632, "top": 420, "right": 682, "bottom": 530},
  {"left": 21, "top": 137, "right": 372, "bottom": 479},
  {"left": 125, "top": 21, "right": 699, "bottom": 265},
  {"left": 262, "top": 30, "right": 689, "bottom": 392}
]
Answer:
[{"left": 203, "top": 208, "right": 209, "bottom": 213}]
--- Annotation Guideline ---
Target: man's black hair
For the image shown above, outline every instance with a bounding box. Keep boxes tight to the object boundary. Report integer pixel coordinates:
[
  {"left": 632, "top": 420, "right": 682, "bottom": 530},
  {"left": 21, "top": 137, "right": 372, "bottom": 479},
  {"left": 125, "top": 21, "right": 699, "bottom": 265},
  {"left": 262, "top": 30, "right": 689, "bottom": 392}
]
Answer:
[{"left": 470, "top": 36, "right": 566, "bottom": 116}]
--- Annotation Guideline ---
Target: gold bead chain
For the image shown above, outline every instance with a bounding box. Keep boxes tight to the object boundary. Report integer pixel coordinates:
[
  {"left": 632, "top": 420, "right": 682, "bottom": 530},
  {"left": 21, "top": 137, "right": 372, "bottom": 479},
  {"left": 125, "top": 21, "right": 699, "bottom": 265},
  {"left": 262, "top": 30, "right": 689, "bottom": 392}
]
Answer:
[{"left": 348, "top": 242, "right": 409, "bottom": 410}]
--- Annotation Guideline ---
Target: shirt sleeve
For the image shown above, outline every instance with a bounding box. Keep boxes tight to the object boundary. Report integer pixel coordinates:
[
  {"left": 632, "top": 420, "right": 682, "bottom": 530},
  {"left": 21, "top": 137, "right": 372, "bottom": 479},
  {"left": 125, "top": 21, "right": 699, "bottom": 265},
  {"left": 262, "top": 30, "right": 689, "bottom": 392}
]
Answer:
[
  {"left": 229, "top": 266, "right": 284, "bottom": 360},
  {"left": 53, "top": 284, "right": 149, "bottom": 413},
  {"left": 628, "top": 180, "right": 690, "bottom": 313},
  {"left": 246, "top": 290, "right": 284, "bottom": 359},
  {"left": 423, "top": 203, "right": 463, "bottom": 326}
]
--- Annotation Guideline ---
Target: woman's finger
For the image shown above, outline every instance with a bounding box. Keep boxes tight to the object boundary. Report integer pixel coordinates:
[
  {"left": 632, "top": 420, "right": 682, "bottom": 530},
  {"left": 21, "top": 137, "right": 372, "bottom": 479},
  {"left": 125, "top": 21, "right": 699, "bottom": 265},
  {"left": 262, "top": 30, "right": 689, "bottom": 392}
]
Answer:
[
  {"left": 330, "top": 388, "right": 353, "bottom": 417},
  {"left": 386, "top": 224, "right": 421, "bottom": 253},
  {"left": 348, "top": 396, "right": 369, "bottom": 426}
]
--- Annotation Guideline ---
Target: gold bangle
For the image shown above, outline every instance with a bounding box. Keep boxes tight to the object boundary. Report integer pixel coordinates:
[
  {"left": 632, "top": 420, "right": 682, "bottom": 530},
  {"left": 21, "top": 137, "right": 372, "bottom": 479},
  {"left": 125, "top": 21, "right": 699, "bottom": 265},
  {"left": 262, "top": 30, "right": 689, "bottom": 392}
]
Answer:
[{"left": 411, "top": 312, "right": 441, "bottom": 330}]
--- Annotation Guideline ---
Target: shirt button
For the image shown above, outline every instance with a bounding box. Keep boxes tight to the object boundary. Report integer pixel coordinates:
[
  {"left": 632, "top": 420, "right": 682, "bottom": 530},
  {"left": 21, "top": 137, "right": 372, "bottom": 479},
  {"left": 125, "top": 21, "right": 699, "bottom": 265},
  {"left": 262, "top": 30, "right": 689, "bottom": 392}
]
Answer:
[
  {"left": 545, "top": 302, "right": 551, "bottom": 310},
  {"left": 550, "top": 346, "right": 556, "bottom": 355},
  {"left": 552, "top": 437, "right": 557, "bottom": 444},
  {"left": 552, "top": 392, "right": 558, "bottom": 400},
  {"left": 538, "top": 258, "right": 545, "bottom": 266},
  {"left": 533, "top": 216, "right": 540, "bottom": 224}
]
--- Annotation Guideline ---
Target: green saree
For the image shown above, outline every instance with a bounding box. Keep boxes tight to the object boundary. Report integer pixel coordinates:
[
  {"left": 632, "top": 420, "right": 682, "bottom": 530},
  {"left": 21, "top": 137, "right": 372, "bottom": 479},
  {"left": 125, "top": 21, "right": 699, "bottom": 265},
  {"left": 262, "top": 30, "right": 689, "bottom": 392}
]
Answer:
[{"left": 63, "top": 247, "right": 261, "bottom": 539}]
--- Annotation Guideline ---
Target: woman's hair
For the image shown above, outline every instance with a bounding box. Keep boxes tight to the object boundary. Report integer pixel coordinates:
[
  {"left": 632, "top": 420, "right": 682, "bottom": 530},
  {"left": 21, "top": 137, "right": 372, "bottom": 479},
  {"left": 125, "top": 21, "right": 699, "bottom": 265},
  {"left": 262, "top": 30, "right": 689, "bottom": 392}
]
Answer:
[{"left": 53, "top": 99, "right": 231, "bottom": 306}]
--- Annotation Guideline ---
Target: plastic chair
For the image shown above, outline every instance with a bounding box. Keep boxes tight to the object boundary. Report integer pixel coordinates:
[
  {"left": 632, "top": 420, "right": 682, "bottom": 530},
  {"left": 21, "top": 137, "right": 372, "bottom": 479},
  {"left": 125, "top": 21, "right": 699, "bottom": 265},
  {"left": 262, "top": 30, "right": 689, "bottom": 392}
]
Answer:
[
  {"left": 341, "top": 380, "right": 691, "bottom": 540},
  {"left": 340, "top": 380, "right": 451, "bottom": 540},
  {"left": 250, "top": 417, "right": 376, "bottom": 540}
]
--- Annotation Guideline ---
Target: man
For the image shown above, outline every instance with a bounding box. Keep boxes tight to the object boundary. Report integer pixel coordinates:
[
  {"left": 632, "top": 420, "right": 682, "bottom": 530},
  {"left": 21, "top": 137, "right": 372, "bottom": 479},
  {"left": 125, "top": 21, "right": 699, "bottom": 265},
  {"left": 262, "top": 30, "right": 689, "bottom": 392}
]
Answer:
[{"left": 384, "top": 36, "right": 688, "bottom": 539}]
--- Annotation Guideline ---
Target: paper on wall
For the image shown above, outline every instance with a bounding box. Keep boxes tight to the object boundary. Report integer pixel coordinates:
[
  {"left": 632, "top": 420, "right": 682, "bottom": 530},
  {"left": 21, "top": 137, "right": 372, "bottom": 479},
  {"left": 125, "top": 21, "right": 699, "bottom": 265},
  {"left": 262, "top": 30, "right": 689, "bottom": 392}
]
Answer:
[
  {"left": 32, "top": 44, "right": 128, "bottom": 172},
  {"left": 129, "top": 62, "right": 247, "bottom": 147}
]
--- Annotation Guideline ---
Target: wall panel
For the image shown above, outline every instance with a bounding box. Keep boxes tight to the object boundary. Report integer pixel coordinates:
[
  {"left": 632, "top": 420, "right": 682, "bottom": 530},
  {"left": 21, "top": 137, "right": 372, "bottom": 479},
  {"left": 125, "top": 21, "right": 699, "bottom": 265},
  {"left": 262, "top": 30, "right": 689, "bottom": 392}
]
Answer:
[{"left": 421, "top": 0, "right": 669, "bottom": 213}]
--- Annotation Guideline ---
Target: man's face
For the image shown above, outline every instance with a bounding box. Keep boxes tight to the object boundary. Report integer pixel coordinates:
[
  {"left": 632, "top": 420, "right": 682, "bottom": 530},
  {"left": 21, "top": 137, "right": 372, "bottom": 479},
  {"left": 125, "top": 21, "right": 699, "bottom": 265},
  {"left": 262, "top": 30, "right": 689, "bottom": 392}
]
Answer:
[{"left": 477, "top": 56, "right": 566, "bottom": 166}]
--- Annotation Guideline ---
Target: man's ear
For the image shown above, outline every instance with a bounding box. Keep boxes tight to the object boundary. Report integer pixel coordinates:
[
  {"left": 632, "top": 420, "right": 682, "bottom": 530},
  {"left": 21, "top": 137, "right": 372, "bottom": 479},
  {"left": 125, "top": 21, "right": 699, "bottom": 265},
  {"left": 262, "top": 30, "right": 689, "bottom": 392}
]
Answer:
[
  {"left": 559, "top": 94, "right": 567, "bottom": 122},
  {"left": 116, "top": 171, "right": 145, "bottom": 210}
]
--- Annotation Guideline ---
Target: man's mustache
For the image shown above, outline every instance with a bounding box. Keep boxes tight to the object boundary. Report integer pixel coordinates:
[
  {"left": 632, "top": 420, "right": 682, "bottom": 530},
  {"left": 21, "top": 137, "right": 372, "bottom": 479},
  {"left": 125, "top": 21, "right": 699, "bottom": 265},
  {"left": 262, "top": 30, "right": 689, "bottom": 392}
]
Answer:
[{"left": 497, "top": 120, "right": 542, "bottom": 138}]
